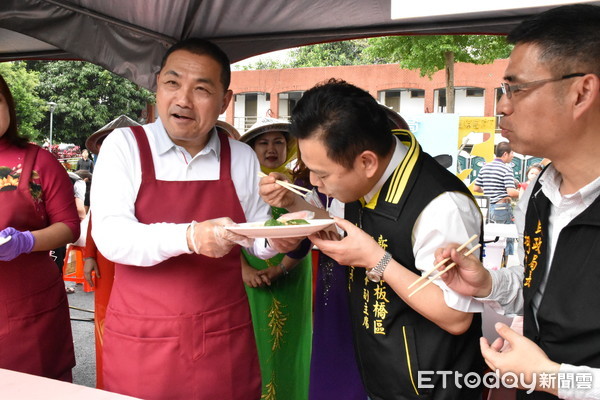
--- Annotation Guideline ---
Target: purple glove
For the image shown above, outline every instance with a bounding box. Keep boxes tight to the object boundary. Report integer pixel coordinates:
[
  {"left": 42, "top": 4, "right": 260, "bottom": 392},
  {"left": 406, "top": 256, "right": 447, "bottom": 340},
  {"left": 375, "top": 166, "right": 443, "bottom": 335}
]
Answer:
[{"left": 0, "top": 227, "right": 35, "bottom": 261}]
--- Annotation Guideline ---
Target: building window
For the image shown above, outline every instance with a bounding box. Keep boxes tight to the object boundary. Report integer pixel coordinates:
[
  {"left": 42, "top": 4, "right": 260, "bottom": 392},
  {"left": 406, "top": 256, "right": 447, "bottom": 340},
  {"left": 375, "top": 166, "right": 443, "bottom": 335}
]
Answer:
[
  {"left": 410, "top": 89, "right": 425, "bottom": 98},
  {"left": 466, "top": 88, "right": 484, "bottom": 97}
]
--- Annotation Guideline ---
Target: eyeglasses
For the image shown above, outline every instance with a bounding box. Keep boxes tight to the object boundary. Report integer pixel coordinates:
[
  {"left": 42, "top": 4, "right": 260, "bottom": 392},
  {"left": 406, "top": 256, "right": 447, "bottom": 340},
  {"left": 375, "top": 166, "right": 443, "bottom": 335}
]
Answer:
[{"left": 500, "top": 73, "right": 586, "bottom": 99}]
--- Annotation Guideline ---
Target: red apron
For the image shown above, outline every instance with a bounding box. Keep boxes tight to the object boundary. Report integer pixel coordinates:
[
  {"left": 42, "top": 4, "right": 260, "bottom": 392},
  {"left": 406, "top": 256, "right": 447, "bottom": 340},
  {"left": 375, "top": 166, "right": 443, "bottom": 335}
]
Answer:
[
  {"left": 102, "top": 127, "right": 260, "bottom": 400},
  {"left": 0, "top": 144, "right": 75, "bottom": 381}
]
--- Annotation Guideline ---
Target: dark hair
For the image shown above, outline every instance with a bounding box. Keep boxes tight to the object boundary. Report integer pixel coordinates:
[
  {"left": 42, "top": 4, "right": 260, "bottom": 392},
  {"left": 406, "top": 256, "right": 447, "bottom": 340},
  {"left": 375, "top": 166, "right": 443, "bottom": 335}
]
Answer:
[
  {"left": 290, "top": 79, "right": 393, "bottom": 169},
  {"left": 159, "top": 38, "right": 231, "bottom": 90},
  {"left": 507, "top": 4, "right": 600, "bottom": 77},
  {"left": 495, "top": 141, "right": 512, "bottom": 158},
  {"left": 74, "top": 169, "right": 93, "bottom": 181},
  {"left": 526, "top": 163, "right": 543, "bottom": 175},
  {"left": 0, "top": 74, "right": 27, "bottom": 148}
]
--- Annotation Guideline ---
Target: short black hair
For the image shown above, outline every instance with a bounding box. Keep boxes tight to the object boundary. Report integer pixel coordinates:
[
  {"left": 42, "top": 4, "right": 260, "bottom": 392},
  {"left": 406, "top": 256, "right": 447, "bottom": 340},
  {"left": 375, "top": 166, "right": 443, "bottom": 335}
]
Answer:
[
  {"left": 290, "top": 79, "right": 393, "bottom": 169},
  {"left": 159, "top": 38, "right": 231, "bottom": 90},
  {"left": 508, "top": 4, "right": 600, "bottom": 77},
  {"left": 495, "top": 141, "right": 512, "bottom": 158}
]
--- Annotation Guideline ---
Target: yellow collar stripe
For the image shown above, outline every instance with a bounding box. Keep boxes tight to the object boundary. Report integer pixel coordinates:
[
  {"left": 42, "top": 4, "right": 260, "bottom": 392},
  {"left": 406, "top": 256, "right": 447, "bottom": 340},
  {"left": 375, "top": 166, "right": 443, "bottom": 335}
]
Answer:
[
  {"left": 386, "top": 130, "right": 420, "bottom": 204},
  {"left": 363, "top": 129, "right": 419, "bottom": 209}
]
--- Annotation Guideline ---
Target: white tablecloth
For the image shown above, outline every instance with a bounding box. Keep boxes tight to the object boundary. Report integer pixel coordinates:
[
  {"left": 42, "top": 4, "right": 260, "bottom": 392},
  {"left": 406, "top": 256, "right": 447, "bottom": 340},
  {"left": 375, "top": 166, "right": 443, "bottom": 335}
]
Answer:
[{"left": 0, "top": 369, "right": 140, "bottom": 400}]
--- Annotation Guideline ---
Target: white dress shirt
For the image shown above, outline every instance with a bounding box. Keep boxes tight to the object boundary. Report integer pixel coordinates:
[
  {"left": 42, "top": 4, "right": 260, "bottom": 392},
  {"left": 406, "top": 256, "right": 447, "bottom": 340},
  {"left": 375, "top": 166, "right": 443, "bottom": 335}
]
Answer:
[
  {"left": 91, "top": 119, "right": 276, "bottom": 266},
  {"left": 478, "top": 164, "right": 600, "bottom": 400},
  {"left": 332, "top": 136, "right": 483, "bottom": 313},
  {"left": 480, "top": 164, "right": 600, "bottom": 316}
]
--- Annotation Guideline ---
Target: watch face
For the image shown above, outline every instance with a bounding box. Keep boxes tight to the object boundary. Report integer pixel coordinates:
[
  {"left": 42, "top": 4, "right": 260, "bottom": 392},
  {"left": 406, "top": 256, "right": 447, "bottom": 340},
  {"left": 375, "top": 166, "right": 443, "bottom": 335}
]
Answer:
[{"left": 366, "top": 270, "right": 381, "bottom": 283}]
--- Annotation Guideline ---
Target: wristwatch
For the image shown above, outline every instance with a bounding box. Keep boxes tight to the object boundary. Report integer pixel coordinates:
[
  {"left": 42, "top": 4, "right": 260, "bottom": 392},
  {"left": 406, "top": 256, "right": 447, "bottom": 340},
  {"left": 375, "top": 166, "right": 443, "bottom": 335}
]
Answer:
[{"left": 366, "top": 251, "right": 392, "bottom": 283}]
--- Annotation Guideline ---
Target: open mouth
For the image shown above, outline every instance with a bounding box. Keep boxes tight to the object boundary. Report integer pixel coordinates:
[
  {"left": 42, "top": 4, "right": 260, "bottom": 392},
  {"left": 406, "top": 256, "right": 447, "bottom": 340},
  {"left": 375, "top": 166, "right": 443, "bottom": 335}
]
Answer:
[{"left": 172, "top": 113, "right": 193, "bottom": 121}]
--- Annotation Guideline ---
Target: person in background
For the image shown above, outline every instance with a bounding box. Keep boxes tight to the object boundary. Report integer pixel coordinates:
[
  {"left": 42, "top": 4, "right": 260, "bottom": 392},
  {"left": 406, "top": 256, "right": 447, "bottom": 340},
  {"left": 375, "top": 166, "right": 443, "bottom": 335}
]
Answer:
[
  {"left": 90, "top": 38, "right": 301, "bottom": 399},
  {"left": 474, "top": 141, "right": 519, "bottom": 255},
  {"left": 76, "top": 148, "right": 94, "bottom": 172},
  {"left": 435, "top": 4, "right": 600, "bottom": 399},
  {"left": 53, "top": 169, "right": 87, "bottom": 294},
  {"left": 260, "top": 79, "right": 484, "bottom": 400},
  {"left": 518, "top": 163, "right": 543, "bottom": 198},
  {"left": 68, "top": 170, "right": 87, "bottom": 220},
  {"left": 0, "top": 73, "right": 80, "bottom": 381},
  {"left": 82, "top": 116, "right": 141, "bottom": 390},
  {"left": 239, "top": 117, "right": 313, "bottom": 400},
  {"left": 74, "top": 169, "right": 92, "bottom": 213}
]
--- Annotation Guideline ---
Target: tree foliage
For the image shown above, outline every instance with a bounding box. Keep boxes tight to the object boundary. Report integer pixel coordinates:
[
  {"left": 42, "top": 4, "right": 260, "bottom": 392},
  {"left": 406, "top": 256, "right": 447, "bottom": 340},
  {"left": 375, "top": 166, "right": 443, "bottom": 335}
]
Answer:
[
  {"left": 28, "top": 61, "right": 155, "bottom": 147},
  {"left": 289, "top": 39, "right": 375, "bottom": 68},
  {"left": 0, "top": 62, "right": 45, "bottom": 141},
  {"left": 365, "top": 35, "right": 512, "bottom": 77},
  {"left": 365, "top": 35, "right": 511, "bottom": 112},
  {"left": 236, "top": 59, "right": 287, "bottom": 71},
  {"left": 238, "top": 39, "right": 377, "bottom": 70}
]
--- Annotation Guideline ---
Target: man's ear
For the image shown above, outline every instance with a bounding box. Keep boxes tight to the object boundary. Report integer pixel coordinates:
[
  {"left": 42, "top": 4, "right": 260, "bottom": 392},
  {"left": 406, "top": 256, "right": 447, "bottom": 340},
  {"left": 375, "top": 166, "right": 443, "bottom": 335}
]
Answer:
[
  {"left": 357, "top": 150, "right": 379, "bottom": 179},
  {"left": 221, "top": 90, "right": 233, "bottom": 114},
  {"left": 573, "top": 74, "right": 600, "bottom": 119}
]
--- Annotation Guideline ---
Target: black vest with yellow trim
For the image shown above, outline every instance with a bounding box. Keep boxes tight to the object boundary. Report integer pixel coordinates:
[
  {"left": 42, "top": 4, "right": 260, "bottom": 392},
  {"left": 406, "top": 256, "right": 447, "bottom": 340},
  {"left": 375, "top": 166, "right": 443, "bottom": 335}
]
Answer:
[
  {"left": 345, "top": 130, "right": 484, "bottom": 400},
  {"left": 519, "top": 174, "right": 600, "bottom": 400}
]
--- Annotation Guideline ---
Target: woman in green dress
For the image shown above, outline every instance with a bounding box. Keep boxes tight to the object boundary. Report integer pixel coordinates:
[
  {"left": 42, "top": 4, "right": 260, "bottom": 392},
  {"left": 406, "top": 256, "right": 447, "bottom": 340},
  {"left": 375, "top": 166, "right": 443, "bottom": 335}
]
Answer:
[{"left": 240, "top": 117, "right": 312, "bottom": 400}]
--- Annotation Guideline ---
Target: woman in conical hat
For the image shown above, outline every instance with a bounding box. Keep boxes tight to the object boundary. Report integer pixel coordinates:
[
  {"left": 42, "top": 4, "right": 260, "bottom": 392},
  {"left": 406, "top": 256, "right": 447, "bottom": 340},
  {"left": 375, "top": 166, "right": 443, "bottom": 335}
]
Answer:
[{"left": 240, "top": 117, "right": 312, "bottom": 400}]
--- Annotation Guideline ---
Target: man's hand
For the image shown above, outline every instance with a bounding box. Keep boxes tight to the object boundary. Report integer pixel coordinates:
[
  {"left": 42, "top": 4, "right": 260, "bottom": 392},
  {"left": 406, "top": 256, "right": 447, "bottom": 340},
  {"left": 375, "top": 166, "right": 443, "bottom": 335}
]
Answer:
[
  {"left": 434, "top": 243, "right": 493, "bottom": 298},
  {"left": 308, "top": 217, "right": 383, "bottom": 269},
  {"left": 187, "top": 217, "right": 247, "bottom": 258},
  {"left": 258, "top": 173, "right": 298, "bottom": 209},
  {"left": 481, "top": 323, "right": 560, "bottom": 395},
  {"left": 84, "top": 258, "right": 100, "bottom": 287}
]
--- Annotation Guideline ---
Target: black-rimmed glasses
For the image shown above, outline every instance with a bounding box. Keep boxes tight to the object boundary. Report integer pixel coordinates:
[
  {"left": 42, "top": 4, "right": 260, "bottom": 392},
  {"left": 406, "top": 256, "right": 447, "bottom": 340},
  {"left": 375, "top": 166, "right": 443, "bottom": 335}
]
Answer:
[{"left": 500, "top": 73, "right": 586, "bottom": 99}]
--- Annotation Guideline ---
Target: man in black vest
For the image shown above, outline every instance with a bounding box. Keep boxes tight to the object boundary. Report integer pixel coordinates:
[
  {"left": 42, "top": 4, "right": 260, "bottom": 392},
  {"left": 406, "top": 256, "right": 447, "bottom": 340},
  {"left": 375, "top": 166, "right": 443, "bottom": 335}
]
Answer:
[
  {"left": 435, "top": 4, "right": 600, "bottom": 399},
  {"left": 261, "top": 79, "right": 484, "bottom": 399}
]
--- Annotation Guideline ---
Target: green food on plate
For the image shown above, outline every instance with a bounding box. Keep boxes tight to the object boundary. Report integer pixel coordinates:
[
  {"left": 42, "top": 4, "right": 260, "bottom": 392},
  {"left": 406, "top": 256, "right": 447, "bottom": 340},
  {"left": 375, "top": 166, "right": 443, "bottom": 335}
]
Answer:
[{"left": 264, "top": 218, "right": 309, "bottom": 226}]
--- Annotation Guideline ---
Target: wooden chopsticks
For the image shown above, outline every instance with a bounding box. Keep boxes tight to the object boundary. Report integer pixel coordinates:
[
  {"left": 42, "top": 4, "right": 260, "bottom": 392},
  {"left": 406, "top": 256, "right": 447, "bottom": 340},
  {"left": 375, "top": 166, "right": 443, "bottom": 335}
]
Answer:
[
  {"left": 258, "top": 171, "right": 312, "bottom": 198},
  {"left": 407, "top": 234, "right": 480, "bottom": 298}
]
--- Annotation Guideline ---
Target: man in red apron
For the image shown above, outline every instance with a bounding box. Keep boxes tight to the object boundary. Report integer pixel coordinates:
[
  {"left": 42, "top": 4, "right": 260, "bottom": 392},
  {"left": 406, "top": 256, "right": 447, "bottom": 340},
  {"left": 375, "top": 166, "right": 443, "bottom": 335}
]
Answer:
[{"left": 90, "top": 39, "right": 301, "bottom": 399}]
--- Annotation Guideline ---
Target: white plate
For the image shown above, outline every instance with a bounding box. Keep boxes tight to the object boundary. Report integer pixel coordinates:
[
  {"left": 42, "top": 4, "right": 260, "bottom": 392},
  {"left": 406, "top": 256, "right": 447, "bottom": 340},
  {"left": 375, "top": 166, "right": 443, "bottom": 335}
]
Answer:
[
  {"left": 0, "top": 236, "right": 11, "bottom": 246},
  {"left": 225, "top": 219, "right": 335, "bottom": 238}
]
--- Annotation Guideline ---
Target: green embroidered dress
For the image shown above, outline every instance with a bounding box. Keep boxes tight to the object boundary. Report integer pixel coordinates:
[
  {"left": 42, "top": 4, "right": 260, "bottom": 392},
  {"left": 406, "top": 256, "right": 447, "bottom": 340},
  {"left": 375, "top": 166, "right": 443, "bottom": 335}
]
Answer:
[{"left": 242, "top": 206, "right": 312, "bottom": 400}]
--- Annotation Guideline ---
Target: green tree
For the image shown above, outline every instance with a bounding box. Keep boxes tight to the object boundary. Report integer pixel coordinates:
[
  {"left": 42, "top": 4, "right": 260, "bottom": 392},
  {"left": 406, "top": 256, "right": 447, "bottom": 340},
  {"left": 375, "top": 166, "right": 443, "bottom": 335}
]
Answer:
[
  {"left": 365, "top": 35, "right": 512, "bottom": 112},
  {"left": 289, "top": 39, "right": 375, "bottom": 68},
  {"left": 236, "top": 59, "right": 287, "bottom": 71},
  {"left": 0, "top": 62, "right": 45, "bottom": 141},
  {"left": 28, "top": 61, "right": 155, "bottom": 147},
  {"left": 238, "top": 39, "right": 376, "bottom": 70}
]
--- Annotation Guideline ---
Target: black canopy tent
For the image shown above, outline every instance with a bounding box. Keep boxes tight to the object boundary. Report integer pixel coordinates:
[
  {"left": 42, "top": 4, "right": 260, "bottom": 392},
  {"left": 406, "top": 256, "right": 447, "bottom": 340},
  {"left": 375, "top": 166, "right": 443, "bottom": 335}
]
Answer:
[{"left": 1, "top": 0, "right": 598, "bottom": 90}]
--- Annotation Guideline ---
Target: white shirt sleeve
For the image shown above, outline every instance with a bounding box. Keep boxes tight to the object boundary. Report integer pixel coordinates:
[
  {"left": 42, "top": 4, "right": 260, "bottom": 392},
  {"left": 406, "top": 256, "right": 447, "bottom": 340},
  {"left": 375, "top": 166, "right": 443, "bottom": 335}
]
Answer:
[
  {"left": 412, "top": 191, "right": 484, "bottom": 313},
  {"left": 91, "top": 125, "right": 277, "bottom": 266},
  {"left": 231, "top": 142, "right": 278, "bottom": 260},
  {"left": 476, "top": 266, "right": 524, "bottom": 316},
  {"left": 476, "top": 186, "right": 529, "bottom": 316},
  {"left": 73, "top": 180, "right": 86, "bottom": 201},
  {"left": 90, "top": 128, "right": 191, "bottom": 266}
]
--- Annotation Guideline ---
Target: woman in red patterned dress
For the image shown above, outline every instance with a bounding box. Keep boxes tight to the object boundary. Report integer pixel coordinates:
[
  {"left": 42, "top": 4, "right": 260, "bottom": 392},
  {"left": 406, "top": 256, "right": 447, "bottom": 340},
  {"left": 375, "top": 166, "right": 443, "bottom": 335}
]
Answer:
[{"left": 0, "top": 74, "right": 80, "bottom": 381}]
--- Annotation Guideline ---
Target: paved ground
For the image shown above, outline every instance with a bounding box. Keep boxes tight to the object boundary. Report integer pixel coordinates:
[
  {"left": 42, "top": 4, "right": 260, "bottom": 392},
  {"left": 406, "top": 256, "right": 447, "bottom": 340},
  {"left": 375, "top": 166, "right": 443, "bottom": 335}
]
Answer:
[{"left": 66, "top": 282, "right": 96, "bottom": 388}]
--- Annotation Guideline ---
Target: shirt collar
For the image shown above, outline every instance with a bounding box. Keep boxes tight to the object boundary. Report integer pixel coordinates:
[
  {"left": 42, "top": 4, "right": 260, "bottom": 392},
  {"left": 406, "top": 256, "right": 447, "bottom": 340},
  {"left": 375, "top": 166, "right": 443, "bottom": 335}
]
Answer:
[
  {"left": 539, "top": 164, "right": 600, "bottom": 208},
  {"left": 363, "top": 136, "right": 407, "bottom": 204},
  {"left": 153, "top": 118, "right": 220, "bottom": 161}
]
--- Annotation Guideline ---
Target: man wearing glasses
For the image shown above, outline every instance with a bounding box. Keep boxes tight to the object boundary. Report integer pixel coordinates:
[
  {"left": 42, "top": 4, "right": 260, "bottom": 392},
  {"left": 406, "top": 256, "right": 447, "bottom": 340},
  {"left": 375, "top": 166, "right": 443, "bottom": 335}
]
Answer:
[{"left": 436, "top": 4, "right": 600, "bottom": 399}]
